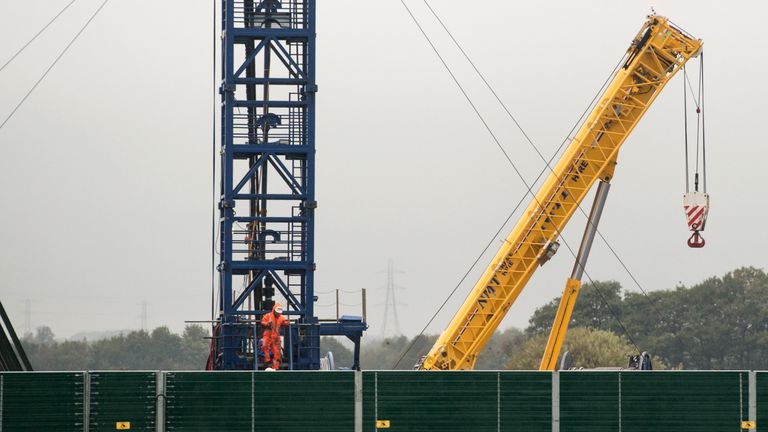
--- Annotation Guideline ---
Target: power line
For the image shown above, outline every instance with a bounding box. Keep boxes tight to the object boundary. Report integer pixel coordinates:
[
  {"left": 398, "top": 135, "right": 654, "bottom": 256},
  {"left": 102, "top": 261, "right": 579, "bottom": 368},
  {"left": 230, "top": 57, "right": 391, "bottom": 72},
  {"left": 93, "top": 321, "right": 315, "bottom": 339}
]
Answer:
[
  {"left": 0, "top": 0, "right": 77, "bottom": 73},
  {"left": 381, "top": 260, "right": 404, "bottom": 336},
  {"left": 23, "top": 299, "right": 31, "bottom": 335},
  {"left": 0, "top": 0, "right": 110, "bottom": 131},
  {"left": 421, "top": 0, "right": 656, "bottom": 305}
]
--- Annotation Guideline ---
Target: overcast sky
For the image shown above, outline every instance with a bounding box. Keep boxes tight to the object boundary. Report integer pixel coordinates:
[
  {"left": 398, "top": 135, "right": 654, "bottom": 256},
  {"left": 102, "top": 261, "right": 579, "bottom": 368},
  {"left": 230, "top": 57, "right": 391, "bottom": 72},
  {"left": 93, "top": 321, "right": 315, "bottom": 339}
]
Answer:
[{"left": 0, "top": 1, "right": 766, "bottom": 341}]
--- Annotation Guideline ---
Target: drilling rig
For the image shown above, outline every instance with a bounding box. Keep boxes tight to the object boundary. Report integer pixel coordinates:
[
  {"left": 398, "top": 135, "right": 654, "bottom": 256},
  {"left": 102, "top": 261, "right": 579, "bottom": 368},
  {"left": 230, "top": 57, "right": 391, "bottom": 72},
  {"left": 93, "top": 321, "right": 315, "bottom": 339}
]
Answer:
[{"left": 208, "top": 0, "right": 367, "bottom": 371}]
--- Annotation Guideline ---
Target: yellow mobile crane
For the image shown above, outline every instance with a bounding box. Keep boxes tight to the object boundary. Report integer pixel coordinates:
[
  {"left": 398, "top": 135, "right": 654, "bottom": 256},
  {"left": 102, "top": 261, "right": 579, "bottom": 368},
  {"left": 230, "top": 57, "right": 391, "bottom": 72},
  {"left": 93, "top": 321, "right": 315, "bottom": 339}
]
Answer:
[{"left": 419, "top": 15, "right": 704, "bottom": 371}]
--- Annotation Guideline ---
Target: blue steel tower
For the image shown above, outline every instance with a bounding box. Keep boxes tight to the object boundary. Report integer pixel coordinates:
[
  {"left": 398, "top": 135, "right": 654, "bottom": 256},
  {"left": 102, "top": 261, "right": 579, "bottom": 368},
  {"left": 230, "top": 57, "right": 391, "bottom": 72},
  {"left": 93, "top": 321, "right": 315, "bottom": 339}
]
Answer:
[{"left": 213, "top": 0, "right": 366, "bottom": 370}]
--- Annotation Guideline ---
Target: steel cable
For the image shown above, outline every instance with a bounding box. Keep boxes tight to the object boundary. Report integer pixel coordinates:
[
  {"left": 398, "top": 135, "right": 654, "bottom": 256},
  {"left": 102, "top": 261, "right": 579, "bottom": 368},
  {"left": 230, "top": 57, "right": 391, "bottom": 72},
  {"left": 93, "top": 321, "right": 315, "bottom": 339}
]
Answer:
[
  {"left": 0, "top": 0, "right": 77, "bottom": 73},
  {"left": 0, "top": 0, "right": 110, "bottom": 131},
  {"left": 422, "top": 0, "right": 660, "bottom": 310}
]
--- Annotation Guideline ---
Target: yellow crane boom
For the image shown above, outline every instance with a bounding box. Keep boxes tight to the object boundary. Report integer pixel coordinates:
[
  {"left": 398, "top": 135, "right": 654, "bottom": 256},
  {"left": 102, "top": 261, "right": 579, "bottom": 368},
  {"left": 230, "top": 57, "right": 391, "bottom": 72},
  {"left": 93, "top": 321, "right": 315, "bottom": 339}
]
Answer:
[{"left": 420, "top": 15, "right": 702, "bottom": 371}]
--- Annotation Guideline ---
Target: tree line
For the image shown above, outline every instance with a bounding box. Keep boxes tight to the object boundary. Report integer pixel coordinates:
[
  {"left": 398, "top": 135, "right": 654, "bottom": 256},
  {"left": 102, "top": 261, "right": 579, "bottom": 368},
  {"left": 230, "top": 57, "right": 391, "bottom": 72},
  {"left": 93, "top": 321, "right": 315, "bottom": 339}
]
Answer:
[
  {"left": 22, "top": 325, "right": 209, "bottom": 370},
  {"left": 328, "top": 267, "right": 768, "bottom": 370},
  {"left": 20, "top": 267, "right": 768, "bottom": 370}
]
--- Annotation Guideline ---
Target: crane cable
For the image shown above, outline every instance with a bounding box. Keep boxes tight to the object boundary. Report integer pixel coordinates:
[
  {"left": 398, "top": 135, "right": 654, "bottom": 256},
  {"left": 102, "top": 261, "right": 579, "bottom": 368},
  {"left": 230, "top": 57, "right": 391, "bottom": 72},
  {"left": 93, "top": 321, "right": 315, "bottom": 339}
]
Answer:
[
  {"left": 392, "top": 1, "right": 641, "bottom": 368},
  {"left": 699, "top": 54, "right": 707, "bottom": 193},
  {"left": 421, "top": 1, "right": 664, "bottom": 309},
  {"left": 0, "top": 0, "right": 77, "bottom": 73},
  {"left": 683, "top": 54, "right": 707, "bottom": 193},
  {"left": 0, "top": 0, "right": 110, "bottom": 131},
  {"left": 683, "top": 65, "right": 690, "bottom": 192}
]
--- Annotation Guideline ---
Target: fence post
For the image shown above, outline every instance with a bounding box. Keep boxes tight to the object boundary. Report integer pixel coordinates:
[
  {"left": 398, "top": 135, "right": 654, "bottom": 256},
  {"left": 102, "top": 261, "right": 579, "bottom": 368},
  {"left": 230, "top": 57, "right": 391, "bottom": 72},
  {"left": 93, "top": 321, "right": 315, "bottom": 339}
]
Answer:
[
  {"left": 552, "top": 372, "right": 559, "bottom": 432},
  {"left": 156, "top": 371, "right": 165, "bottom": 432},
  {"left": 83, "top": 372, "right": 90, "bottom": 432},
  {"left": 355, "top": 370, "right": 363, "bottom": 432}
]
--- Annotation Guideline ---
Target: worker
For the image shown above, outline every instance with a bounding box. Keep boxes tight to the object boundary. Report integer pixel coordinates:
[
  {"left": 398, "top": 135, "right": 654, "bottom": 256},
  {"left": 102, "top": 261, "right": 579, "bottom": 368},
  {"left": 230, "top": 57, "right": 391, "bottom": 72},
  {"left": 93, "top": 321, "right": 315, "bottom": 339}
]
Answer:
[{"left": 261, "top": 303, "right": 289, "bottom": 369}]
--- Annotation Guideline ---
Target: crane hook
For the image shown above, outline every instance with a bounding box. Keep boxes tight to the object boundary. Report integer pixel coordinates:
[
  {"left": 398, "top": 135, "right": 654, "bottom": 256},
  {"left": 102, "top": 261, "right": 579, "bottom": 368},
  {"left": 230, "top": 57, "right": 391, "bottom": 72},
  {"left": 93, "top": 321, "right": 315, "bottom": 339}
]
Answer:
[
  {"left": 687, "top": 231, "right": 705, "bottom": 248},
  {"left": 683, "top": 191, "right": 709, "bottom": 249}
]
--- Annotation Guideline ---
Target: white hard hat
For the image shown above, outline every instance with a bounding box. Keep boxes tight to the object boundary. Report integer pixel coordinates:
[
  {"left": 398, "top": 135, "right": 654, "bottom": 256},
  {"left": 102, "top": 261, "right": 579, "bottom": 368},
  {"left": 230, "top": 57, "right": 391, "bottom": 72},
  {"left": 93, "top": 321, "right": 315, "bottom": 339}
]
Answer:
[{"left": 275, "top": 304, "right": 283, "bottom": 314}]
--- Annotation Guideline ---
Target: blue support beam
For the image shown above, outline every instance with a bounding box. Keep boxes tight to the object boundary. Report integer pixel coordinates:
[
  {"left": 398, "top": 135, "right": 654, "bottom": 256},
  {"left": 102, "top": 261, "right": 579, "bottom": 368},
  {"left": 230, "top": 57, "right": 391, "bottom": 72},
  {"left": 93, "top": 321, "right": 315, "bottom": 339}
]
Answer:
[{"left": 212, "top": 0, "right": 366, "bottom": 371}]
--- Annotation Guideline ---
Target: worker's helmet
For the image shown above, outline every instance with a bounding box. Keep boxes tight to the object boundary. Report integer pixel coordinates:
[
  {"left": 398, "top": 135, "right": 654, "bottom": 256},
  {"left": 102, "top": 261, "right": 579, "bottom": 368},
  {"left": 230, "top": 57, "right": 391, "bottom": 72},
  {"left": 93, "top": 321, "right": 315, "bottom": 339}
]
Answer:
[{"left": 274, "top": 304, "right": 283, "bottom": 315}]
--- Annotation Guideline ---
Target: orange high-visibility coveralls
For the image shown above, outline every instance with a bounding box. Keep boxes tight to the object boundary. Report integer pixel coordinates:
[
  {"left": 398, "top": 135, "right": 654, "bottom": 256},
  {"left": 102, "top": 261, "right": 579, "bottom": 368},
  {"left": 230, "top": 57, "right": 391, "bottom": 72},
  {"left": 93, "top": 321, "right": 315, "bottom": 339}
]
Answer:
[{"left": 261, "top": 304, "right": 288, "bottom": 369}]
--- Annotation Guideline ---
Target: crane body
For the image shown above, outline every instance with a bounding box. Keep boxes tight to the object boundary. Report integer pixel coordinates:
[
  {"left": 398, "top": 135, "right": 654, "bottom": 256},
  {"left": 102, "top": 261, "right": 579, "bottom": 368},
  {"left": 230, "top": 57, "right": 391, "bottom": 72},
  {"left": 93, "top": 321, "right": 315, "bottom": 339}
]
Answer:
[{"left": 420, "top": 15, "right": 703, "bottom": 371}]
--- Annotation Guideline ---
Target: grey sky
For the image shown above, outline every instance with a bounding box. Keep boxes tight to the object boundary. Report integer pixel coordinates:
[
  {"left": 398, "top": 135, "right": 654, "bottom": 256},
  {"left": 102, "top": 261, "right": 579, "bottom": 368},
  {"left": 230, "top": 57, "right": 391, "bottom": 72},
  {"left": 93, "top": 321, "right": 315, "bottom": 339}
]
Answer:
[{"left": 0, "top": 1, "right": 765, "bottom": 340}]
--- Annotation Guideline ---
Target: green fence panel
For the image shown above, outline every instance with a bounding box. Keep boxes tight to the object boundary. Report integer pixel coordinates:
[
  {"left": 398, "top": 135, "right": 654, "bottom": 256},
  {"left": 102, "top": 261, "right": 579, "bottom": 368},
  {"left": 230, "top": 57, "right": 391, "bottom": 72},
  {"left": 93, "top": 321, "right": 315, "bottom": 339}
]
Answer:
[
  {"left": 500, "top": 372, "right": 551, "bottom": 432},
  {"left": 363, "top": 371, "right": 498, "bottom": 432},
  {"left": 620, "top": 371, "right": 747, "bottom": 432},
  {"left": 165, "top": 372, "right": 253, "bottom": 432},
  {"left": 362, "top": 371, "right": 375, "bottom": 431},
  {"left": 165, "top": 371, "right": 353, "bottom": 432},
  {"left": 252, "top": 372, "right": 354, "bottom": 432},
  {"left": 560, "top": 371, "right": 619, "bottom": 432},
  {"left": 0, "top": 370, "right": 765, "bottom": 431},
  {"left": 0, "top": 372, "right": 84, "bottom": 432},
  {"left": 754, "top": 372, "right": 767, "bottom": 432},
  {"left": 89, "top": 372, "right": 156, "bottom": 432}
]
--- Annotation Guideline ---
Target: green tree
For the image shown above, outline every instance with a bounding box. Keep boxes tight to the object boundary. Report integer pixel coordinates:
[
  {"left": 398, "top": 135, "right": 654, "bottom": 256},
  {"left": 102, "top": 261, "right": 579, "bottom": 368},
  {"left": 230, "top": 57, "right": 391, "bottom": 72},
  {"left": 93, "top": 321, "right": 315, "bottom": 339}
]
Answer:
[
  {"left": 181, "top": 325, "right": 211, "bottom": 369},
  {"left": 360, "top": 334, "right": 438, "bottom": 370},
  {"left": 525, "top": 267, "right": 768, "bottom": 370},
  {"left": 320, "top": 337, "right": 354, "bottom": 369},
  {"left": 622, "top": 267, "right": 768, "bottom": 370},
  {"left": 33, "top": 326, "right": 56, "bottom": 345},
  {"left": 507, "top": 327, "right": 636, "bottom": 370},
  {"left": 475, "top": 327, "right": 527, "bottom": 370},
  {"left": 22, "top": 325, "right": 212, "bottom": 371},
  {"left": 526, "top": 281, "right": 623, "bottom": 335}
]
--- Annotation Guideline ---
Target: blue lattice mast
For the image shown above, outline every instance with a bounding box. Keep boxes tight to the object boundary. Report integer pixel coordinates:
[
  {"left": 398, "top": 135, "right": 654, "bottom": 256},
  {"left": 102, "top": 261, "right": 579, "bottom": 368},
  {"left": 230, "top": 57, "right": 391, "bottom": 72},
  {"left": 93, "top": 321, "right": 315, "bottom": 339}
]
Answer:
[{"left": 212, "top": 0, "right": 366, "bottom": 370}]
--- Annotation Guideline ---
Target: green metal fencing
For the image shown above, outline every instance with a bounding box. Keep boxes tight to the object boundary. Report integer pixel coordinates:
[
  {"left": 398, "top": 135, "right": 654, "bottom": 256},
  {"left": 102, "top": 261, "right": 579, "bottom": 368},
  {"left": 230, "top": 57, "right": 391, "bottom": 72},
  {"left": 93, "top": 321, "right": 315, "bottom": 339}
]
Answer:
[
  {"left": 757, "top": 372, "right": 768, "bottom": 432},
  {"left": 0, "top": 372, "right": 84, "bottom": 432},
  {"left": 558, "top": 371, "right": 749, "bottom": 432},
  {"left": 620, "top": 371, "right": 748, "bottom": 432},
  {"left": 560, "top": 371, "right": 618, "bottom": 432},
  {"left": 165, "top": 372, "right": 253, "bottom": 432},
  {"left": 89, "top": 372, "right": 156, "bottom": 432},
  {"left": 363, "top": 372, "right": 498, "bottom": 432},
  {"left": 0, "top": 370, "right": 764, "bottom": 431},
  {"left": 165, "top": 371, "right": 353, "bottom": 432},
  {"left": 362, "top": 371, "right": 551, "bottom": 432},
  {"left": 499, "top": 372, "right": 552, "bottom": 432}
]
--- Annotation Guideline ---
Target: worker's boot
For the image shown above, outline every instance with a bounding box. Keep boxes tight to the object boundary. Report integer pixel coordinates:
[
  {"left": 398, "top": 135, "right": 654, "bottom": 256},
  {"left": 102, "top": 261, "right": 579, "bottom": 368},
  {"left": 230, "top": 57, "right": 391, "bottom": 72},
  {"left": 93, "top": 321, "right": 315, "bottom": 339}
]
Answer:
[{"left": 272, "top": 358, "right": 281, "bottom": 370}]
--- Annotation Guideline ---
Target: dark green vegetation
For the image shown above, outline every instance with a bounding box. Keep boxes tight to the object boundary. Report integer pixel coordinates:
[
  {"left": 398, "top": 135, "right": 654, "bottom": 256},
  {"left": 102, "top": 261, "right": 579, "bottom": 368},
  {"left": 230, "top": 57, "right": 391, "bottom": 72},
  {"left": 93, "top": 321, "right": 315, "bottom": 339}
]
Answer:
[
  {"left": 328, "top": 266, "right": 768, "bottom": 370},
  {"left": 20, "top": 267, "right": 768, "bottom": 370},
  {"left": 525, "top": 266, "right": 768, "bottom": 370},
  {"left": 22, "top": 325, "right": 209, "bottom": 370}
]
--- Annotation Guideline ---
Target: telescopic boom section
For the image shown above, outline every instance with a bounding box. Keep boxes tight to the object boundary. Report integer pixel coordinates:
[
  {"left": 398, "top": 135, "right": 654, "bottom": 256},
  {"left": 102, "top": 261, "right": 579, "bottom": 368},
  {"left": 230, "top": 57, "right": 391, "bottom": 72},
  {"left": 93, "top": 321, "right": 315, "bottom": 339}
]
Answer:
[{"left": 420, "top": 15, "right": 702, "bottom": 370}]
